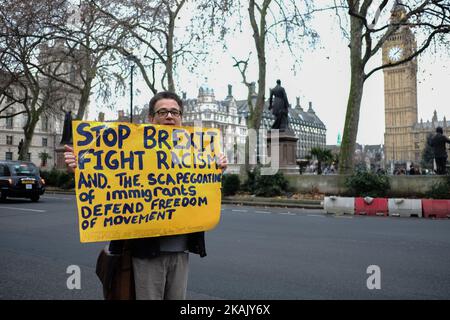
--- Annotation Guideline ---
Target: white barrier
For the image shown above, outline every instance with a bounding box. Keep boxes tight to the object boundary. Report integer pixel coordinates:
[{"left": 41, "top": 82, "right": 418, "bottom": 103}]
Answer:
[
  {"left": 324, "top": 196, "right": 355, "bottom": 215},
  {"left": 388, "top": 199, "right": 422, "bottom": 218}
]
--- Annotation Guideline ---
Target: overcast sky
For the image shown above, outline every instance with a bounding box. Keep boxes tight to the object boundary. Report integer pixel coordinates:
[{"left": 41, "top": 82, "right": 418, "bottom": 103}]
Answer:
[{"left": 90, "top": 2, "right": 450, "bottom": 146}]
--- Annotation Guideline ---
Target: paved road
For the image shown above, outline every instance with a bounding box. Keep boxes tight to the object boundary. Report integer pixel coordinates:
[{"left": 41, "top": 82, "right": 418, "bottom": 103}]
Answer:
[{"left": 1, "top": 194, "right": 450, "bottom": 299}]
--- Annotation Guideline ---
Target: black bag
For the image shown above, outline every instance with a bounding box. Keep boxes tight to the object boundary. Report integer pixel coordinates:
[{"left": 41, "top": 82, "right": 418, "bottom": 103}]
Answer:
[{"left": 95, "top": 241, "right": 135, "bottom": 300}]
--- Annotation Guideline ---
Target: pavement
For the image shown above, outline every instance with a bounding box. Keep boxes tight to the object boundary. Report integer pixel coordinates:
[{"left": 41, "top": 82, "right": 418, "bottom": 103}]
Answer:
[
  {"left": 2, "top": 196, "right": 450, "bottom": 299},
  {"left": 45, "top": 187, "right": 324, "bottom": 209}
]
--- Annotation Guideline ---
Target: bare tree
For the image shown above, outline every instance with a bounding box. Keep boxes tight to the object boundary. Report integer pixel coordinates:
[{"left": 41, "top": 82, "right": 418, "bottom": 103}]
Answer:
[
  {"left": 228, "top": 0, "right": 316, "bottom": 173},
  {"left": 31, "top": 0, "right": 131, "bottom": 120},
  {"left": 0, "top": 73, "right": 28, "bottom": 119},
  {"left": 0, "top": 0, "right": 68, "bottom": 160},
  {"left": 331, "top": 0, "right": 450, "bottom": 174},
  {"left": 91, "top": 0, "right": 234, "bottom": 94},
  {"left": 231, "top": 0, "right": 316, "bottom": 131}
]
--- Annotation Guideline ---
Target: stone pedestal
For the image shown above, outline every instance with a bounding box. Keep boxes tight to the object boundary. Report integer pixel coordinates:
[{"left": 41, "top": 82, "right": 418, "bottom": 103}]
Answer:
[
  {"left": 266, "top": 129, "right": 299, "bottom": 175},
  {"left": 54, "top": 144, "right": 68, "bottom": 170}
]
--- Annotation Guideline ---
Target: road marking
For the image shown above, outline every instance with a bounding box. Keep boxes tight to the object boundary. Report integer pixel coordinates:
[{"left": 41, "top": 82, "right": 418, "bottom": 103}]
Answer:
[
  {"left": 255, "top": 211, "right": 271, "bottom": 214},
  {"left": 279, "top": 212, "right": 295, "bottom": 216},
  {"left": 232, "top": 209, "right": 248, "bottom": 212},
  {"left": 0, "top": 206, "right": 46, "bottom": 213},
  {"left": 42, "top": 196, "right": 72, "bottom": 200},
  {"left": 307, "top": 214, "right": 325, "bottom": 218}
]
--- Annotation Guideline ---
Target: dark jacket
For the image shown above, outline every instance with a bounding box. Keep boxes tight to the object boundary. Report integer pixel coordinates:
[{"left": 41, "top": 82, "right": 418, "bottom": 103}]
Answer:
[
  {"left": 430, "top": 133, "right": 450, "bottom": 158},
  {"left": 109, "top": 232, "right": 206, "bottom": 259}
]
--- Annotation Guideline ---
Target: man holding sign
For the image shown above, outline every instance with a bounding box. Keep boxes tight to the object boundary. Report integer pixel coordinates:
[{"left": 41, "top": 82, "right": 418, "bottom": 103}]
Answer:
[{"left": 65, "top": 91, "right": 227, "bottom": 300}]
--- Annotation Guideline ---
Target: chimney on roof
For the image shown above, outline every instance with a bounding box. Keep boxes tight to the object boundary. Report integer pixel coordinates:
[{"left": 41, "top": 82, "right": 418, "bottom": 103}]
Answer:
[
  {"left": 308, "top": 101, "right": 315, "bottom": 114},
  {"left": 250, "top": 82, "right": 257, "bottom": 96},
  {"left": 295, "top": 97, "right": 303, "bottom": 111},
  {"left": 118, "top": 110, "right": 125, "bottom": 121},
  {"left": 226, "top": 84, "right": 233, "bottom": 99},
  {"left": 249, "top": 82, "right": 257, "bottom": 107}
]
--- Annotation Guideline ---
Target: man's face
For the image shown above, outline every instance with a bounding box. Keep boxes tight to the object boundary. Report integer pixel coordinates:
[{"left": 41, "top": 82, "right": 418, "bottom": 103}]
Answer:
[{"left": 148, "top": 98, "right": 182, "bottom": 126}]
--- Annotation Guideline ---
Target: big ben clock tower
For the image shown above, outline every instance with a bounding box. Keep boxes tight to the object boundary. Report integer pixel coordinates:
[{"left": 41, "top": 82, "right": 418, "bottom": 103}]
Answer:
[{"left": 383, "top": 0, "right": 418, "bottom": 166}]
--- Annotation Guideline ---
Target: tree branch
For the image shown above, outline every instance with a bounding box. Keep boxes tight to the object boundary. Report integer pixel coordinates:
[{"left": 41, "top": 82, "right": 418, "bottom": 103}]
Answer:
[{"left": 365, "top": 26, "right": 450, "bottom": 80}]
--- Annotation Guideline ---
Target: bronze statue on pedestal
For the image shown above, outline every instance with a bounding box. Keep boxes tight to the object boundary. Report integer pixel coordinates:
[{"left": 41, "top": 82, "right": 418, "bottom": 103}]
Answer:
[{"left": 269, "top": 79, "right": 289, "bottom": 131}]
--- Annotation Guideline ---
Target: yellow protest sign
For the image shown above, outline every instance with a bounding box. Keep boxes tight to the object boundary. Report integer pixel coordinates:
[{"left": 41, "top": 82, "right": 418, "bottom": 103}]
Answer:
[{"left": 72, "top": 121, "right": 222, "bottom": 243}]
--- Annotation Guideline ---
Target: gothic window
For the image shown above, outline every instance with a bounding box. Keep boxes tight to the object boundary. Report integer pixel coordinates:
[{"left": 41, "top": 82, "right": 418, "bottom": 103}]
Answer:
[
  {"left": 41, "top": 116, "right": 49, "bottom": 131},
  {"left": 6, "top": 114, "right": 13, "bottom": 128}
]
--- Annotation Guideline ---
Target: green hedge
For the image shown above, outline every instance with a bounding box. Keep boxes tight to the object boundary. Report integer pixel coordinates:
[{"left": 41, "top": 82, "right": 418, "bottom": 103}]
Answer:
[
  {"left": 254, "top": 172, "right": 289, "bottom": 197},
  {"left": 242, "top": 166, "right": 290, "bottom": 197},
  {"left": 425, "top": 176, "right": 450, "bottom": 199},
  {"left": 345, "top": 170, "right": 391, "bottom": 197},
  {"left": 40, "top": 168, "right": 75, "bottom": 189},
  {"left": 221, "top": 174, "right": 241, "bottom": 196}
]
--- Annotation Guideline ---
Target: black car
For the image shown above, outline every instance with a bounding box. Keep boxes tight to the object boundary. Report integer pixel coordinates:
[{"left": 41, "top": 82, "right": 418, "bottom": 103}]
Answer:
[{"left": 0, "top": 161, "right": 46, "bottom": 202}]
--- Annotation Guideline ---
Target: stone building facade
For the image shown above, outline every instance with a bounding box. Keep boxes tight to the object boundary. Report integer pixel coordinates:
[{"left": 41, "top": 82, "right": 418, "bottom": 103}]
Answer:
[
  {"left": 181, "top": 82, "right": 326, "bottom": 161},
  {"left": 0, "top": 107, "right": 61, "bottom": 168},
  {"left": 113, "top": 82, "right": 327, "bottom": 163},
  {"left": 326, "top": 144, "right": 385, "bottom": 172},
  {"left": 0, "top": 40, "right": 83, "bottom": 169},
  {"left": 233, "top": 83, "right": 326, "bottom": 159},
  {"left": 182, "top": 84, "right": 248, "bottom": 163},
  {"left": 411, "top": 112, "right": 450, "bottom": 162},
  {"left": 382, "top": 2, "right": 449, "bottom": 168}
]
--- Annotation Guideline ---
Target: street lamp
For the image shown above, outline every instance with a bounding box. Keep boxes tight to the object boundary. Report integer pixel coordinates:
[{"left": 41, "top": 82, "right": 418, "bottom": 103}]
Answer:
[{"left": 126, "top": 54, "right": 137, "bottom": 123}]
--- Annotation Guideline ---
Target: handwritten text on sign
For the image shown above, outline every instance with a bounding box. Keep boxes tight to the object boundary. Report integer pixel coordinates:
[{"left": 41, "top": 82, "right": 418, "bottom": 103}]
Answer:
[{"left": 73, "top": 121, "right": 222, "bottom": 243}]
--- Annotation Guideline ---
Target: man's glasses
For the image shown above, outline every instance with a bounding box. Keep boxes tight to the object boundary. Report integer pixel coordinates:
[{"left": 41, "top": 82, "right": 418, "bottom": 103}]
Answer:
[{"left": 154, "top": 108, "right": 182, "bottom": 118}]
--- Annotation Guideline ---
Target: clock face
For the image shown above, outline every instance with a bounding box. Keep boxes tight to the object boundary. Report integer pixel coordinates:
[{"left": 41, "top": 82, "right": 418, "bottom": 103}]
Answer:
[{"left": 388, "top": 46, "right": 403, "bottom": 62}]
